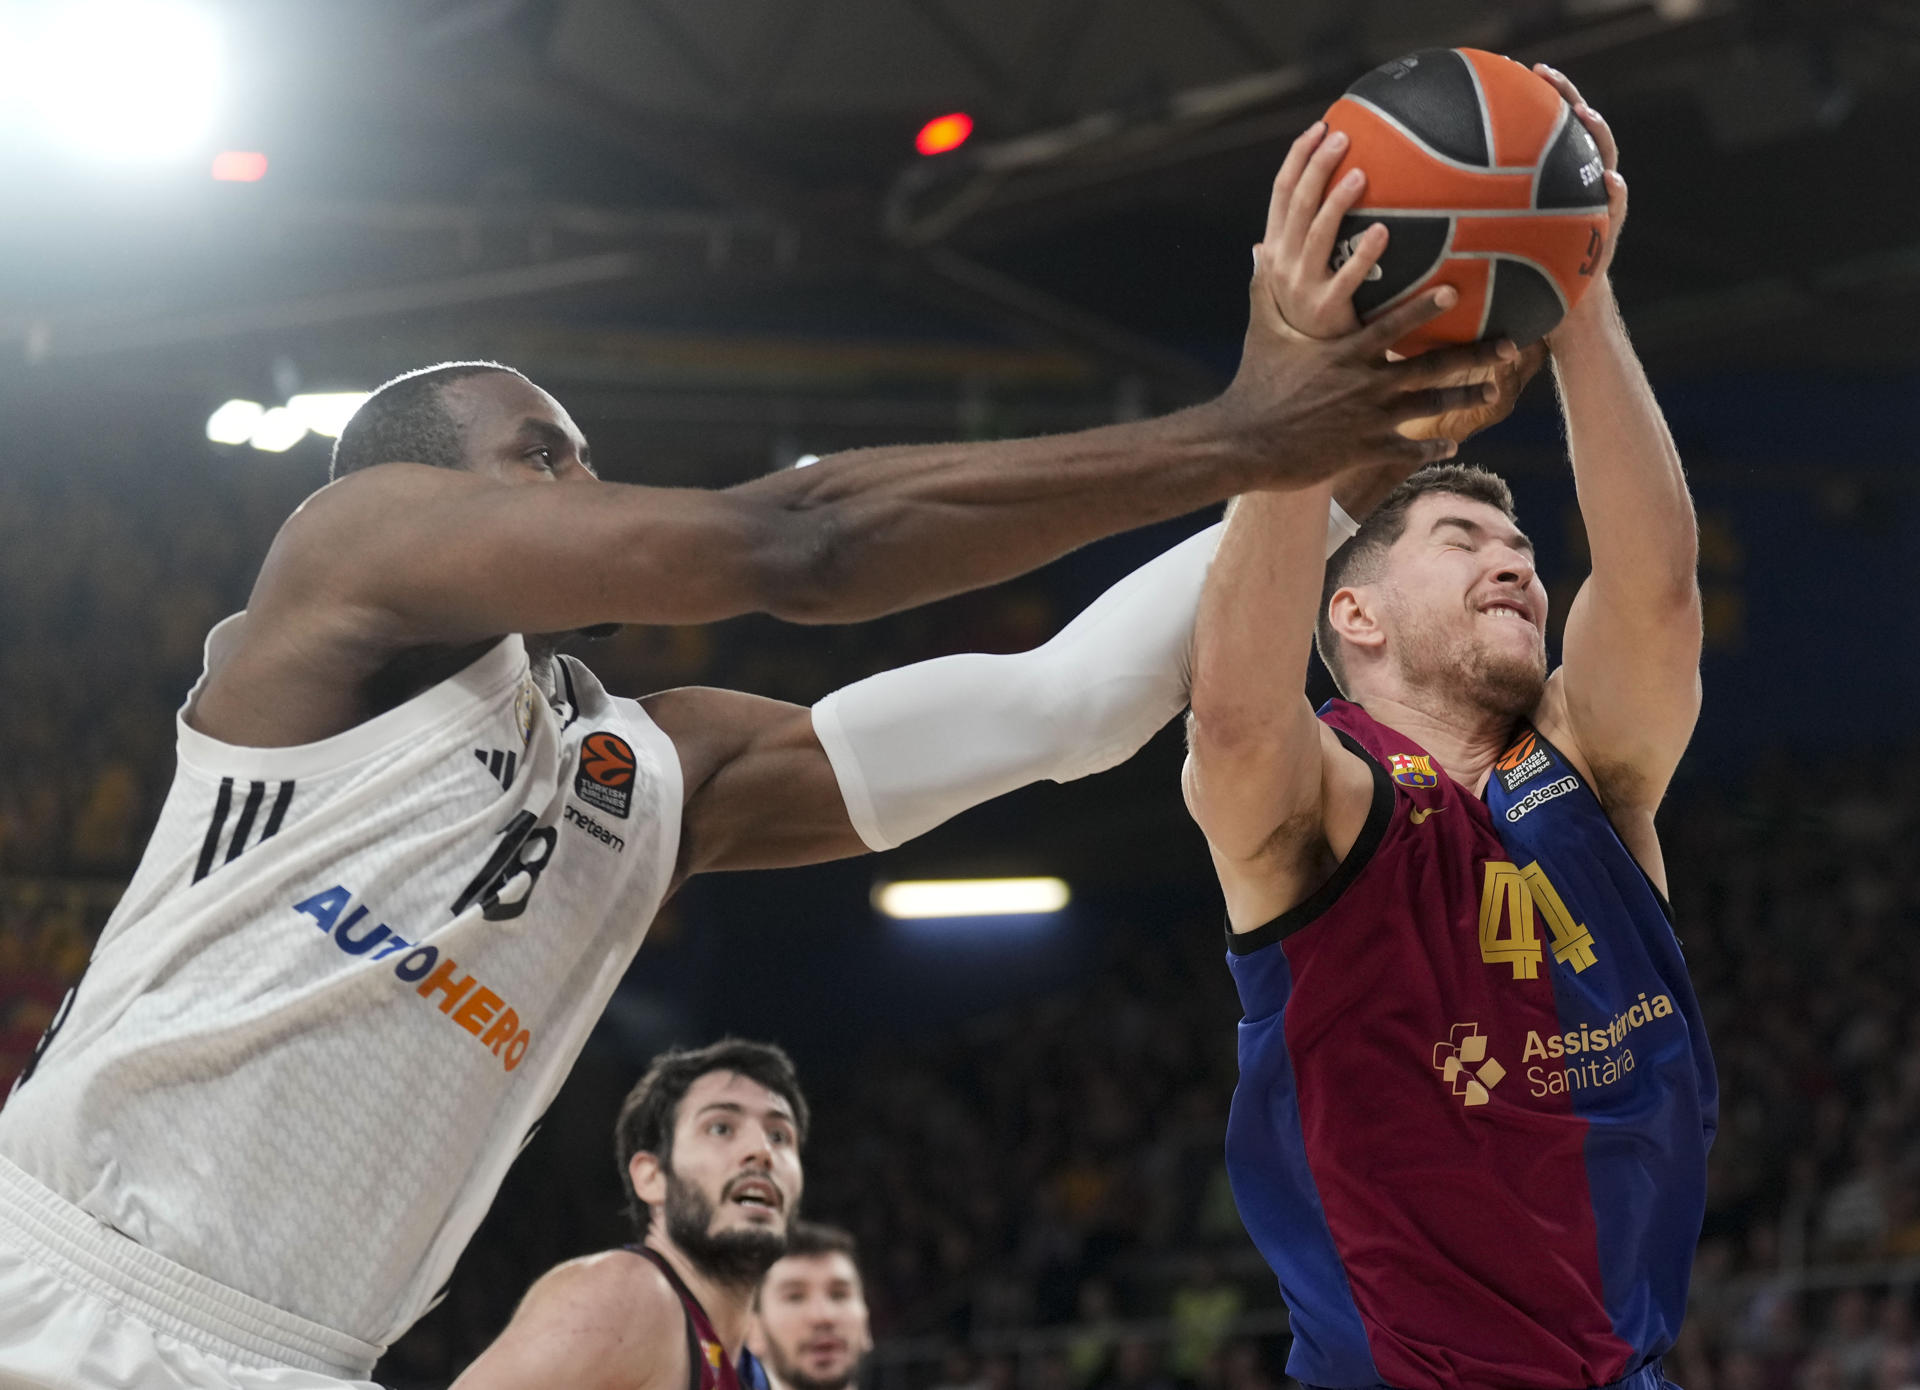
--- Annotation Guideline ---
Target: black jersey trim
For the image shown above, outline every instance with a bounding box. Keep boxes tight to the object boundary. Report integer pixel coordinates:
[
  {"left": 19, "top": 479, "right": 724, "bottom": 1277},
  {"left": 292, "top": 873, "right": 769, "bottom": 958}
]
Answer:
[
  {"left": 193, "top": 777, "right": 235, "bottom": 884},
  {"left": 558, "top": 660, "right": 582, "bottom": 733},
  {"left": 1227, "top": 729, "right": 1395, "bottom": 954},
  {"left": 628, "top": 1245, "right": 711, "bottom": 1390}
]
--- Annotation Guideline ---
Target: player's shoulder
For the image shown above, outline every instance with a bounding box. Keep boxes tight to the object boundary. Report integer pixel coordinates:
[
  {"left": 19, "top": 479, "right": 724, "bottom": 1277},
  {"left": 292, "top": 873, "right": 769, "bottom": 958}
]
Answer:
[
  {"left": 459, "top": 1251, "right": 686, "bottom": 1390},
  {"left": 511, "top": 1250, "right": 689, "bottom": 1367},
  {"left": 523, "top": 1247, "right": 684, "bottom": 1322}
]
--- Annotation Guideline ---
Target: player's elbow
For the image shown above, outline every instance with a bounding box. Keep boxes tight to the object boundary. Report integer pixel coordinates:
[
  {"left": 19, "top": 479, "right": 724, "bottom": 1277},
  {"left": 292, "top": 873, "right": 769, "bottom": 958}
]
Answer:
[{"left": 750, "top": 500, "right": 879, "bottom": 624}]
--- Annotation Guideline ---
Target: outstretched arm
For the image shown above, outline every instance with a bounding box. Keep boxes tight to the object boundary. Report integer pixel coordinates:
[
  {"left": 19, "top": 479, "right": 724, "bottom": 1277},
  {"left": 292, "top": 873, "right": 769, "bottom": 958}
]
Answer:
[
  {"left": 1531, "top": 68, "right": 1701, "bottom": 832},
  {"left": 649, "top": 518, "right": 1240, "bottom": 876},
  {"left": 654, "top": 487, "right": 1382, "bottom": 875},
  {"left": 1183, "top": 116, "right": 1516, "bottom": 930},
  {"left": 271, "top": 239, "right": 1504, "bottom": 652}
]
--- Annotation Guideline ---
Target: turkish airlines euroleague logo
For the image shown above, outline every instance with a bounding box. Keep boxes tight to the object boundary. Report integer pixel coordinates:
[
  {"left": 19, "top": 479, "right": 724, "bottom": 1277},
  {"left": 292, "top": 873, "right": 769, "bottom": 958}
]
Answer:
[
  {"left": 1495, "top": 730, "right": 1553, "bottom": 794},
  {"left": 575, "top": 731, "right": 635, "bottom": 819}
]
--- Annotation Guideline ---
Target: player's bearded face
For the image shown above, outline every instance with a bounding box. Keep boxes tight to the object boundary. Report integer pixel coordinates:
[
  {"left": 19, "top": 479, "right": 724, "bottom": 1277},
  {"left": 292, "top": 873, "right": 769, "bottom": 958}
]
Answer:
[
  {"left": 1383, "top": 576, "right": 1546, "bottom": 719},
  {"left": 664, "top": 1162, "right": 790, "bottom": 1288}
]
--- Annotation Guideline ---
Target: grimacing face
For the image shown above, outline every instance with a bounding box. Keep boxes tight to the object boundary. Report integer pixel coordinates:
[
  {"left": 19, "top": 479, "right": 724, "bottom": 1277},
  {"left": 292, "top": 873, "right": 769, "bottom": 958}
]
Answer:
[
  {"left": 1360, "top": 491, "right": 1549, "bottom": 718},
  {"left": 752, "top": 1251, "right": 872, "bottom": 1390}
]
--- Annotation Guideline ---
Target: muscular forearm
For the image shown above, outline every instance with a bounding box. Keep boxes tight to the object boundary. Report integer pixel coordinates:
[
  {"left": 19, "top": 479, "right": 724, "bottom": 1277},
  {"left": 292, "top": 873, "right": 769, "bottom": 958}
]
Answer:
[
  {"left": 1551, "top": 288, "right": 1698, "bottom": 606},
  {"left": 1185, "top": 483, "right": 1335, "bottom": 861},
  {"left": 742, "top": 402, "right": 1263, "bottom": 623},
  {"left": 1191, "top": 483, "right": 1331, "bottom": 741}
]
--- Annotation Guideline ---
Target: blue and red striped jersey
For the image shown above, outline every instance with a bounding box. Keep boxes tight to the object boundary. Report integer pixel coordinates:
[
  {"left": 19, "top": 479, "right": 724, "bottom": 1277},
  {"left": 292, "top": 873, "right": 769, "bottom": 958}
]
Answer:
[{"left": 1223, "top": 700, "right": 1716, "bottom": 1390}]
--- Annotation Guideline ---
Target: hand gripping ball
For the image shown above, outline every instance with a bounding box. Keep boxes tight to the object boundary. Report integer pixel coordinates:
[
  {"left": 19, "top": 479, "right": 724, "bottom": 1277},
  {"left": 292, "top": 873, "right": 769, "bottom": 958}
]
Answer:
[{"left": 1323, "top": 48, "right": 1611, "bottom": 355}]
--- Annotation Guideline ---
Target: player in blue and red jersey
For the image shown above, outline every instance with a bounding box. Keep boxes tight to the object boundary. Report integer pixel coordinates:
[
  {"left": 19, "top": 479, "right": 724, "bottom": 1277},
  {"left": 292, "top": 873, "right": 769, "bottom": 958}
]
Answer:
[{"left": 1183, "top": 69, "right": 1714, "bottom": 1390}]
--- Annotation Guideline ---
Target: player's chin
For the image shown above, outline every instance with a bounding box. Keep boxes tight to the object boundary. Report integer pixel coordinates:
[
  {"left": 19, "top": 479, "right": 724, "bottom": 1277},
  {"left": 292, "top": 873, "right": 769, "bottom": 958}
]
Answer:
[
  {"left": 716, "top": 1206, "right": 787, "bottom": 1235},
  {"left": 1473, "top": 651, "right": 1548, "bottom": 717}
]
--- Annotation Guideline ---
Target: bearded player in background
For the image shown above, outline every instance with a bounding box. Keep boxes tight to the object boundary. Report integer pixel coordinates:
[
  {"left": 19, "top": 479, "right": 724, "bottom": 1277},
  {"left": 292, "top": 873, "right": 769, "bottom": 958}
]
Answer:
[
  {"left": 749, "top": 1224, "right": 872, "bottom": 1390},
  {"left": 1183, "top": 69, "right": 1714, "bottom": 1390},
  {"left": 453, "top": 1040, "right": 804, "bottom": 1390}
]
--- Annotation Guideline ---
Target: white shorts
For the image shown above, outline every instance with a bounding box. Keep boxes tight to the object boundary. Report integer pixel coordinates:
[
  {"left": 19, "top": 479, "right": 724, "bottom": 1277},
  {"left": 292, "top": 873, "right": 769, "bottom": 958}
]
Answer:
[{"left": 0, "top": 1154, "right": 382, "bottom": 1389}]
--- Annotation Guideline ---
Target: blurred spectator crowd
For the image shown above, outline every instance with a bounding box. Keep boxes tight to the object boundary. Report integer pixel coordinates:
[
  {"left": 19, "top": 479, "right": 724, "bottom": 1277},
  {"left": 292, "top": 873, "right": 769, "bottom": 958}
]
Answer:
[{"left": 6, "top": 455, "right": 1920, "bottom": 1390}]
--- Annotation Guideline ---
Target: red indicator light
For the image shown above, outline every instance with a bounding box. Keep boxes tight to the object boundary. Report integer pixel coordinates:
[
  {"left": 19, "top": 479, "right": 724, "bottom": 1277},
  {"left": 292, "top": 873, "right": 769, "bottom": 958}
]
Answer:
[
  {"left": 915, "top": 112, "right": 973, "bottom": 156},
  {"left": 211, "top": 151, "right": 269, "bottom": 182}
]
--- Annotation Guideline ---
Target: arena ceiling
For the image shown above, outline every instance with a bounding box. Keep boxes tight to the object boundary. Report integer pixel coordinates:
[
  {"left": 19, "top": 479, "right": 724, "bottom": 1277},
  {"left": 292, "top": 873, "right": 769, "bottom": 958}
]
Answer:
[{"left": 5, "top": 0, "right": 1918, "bottom": 474}]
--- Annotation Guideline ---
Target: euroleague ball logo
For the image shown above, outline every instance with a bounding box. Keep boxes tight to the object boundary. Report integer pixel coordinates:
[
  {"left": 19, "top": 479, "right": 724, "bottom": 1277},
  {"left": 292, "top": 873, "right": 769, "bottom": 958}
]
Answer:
[{"left": 575, "top": 731, "right": 635, "bottom": 819}]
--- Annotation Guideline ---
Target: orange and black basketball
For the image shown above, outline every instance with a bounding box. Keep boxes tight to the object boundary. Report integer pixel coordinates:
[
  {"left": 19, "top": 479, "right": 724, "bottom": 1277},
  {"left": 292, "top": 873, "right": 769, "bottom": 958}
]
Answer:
[{"left": 1323, "top": 48, "right": 1610, "bottom": 355}]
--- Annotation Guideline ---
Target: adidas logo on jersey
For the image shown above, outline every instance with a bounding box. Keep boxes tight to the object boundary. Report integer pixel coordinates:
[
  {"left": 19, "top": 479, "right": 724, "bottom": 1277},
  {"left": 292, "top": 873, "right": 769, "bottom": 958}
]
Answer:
[
  {"left": 193, "top": 778, "right": 296, "bottom": 885},
  {"left": 474, "top": 748, "right": 518, "bottom": 790}
]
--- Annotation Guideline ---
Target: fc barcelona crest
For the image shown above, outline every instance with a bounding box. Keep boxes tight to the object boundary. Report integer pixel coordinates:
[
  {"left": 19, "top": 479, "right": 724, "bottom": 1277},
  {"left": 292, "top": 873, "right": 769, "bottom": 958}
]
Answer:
[{"left": 1388, "top": 753, "right": 1438, "bottom": 788}]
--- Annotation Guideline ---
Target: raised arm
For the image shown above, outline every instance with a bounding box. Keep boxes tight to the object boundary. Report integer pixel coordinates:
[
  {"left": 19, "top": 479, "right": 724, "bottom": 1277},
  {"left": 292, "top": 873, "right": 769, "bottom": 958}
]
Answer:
[
  {"left": 1183, "top": 119, "right": 1525, "bottom": 930},
  {"left": 1530, "top": 68, "right": 1701, "bottom": 831}
]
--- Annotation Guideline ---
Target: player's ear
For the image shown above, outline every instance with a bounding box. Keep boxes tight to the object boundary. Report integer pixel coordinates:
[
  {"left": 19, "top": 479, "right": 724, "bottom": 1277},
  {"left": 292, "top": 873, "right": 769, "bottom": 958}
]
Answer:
[
  {"left": 630, "top": 1149, "right": 666, "bottom": 1208},
  {"left": 1329, "top": 585, "right": 1385, "bottom": 653}
]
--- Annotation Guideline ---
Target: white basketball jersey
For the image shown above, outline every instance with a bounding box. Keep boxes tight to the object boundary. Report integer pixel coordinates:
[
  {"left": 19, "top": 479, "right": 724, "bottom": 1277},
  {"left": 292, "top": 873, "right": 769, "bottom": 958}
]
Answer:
[{"left": 0, "top": 615, "right": 682, "bottom": 1351}]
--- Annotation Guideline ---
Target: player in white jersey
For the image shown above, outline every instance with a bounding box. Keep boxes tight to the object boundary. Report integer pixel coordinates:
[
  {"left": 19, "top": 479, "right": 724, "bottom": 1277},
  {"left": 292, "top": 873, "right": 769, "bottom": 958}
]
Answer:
[{"left": 0, "top": 232, "right": 1531, "bottom": 1388}]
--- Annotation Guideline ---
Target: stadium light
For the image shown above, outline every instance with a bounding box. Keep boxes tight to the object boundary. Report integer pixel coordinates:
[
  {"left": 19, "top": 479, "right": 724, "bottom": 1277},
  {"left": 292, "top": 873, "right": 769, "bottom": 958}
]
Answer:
[
  {"left": 915, "top": 112, "right": 974, "bottom": 156},
  {"left": 246, "top": 406, "right": 308, "bottom": 454},
  {"left": 874, "top": 877, "right": 1070, "bottom": 919},
  {"left": 211, "top": 151, "right": 268, "bottom": 182},
  {"left": 792, "top": 454, "right": 820, "bottom": 469},
  {"left": 14, "top": 1, "right": 224, "bottom": 163},
  {"left": 287, "top": 392, "right": 370, "bottom": 439},
  {"left": 205, "top": 399, "right": 264, "bottom": 446}
]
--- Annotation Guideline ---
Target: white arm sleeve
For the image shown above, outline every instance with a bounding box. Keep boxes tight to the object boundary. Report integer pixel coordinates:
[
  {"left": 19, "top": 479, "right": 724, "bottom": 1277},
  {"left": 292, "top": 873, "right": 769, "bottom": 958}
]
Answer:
[{"left": 811, "top": 499, "right": 1362, "bottom": 852}]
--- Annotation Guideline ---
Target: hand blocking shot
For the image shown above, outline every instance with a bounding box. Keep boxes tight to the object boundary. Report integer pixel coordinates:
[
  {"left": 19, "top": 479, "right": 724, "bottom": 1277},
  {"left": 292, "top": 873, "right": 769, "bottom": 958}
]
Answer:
[{"left": 1183, "top": 63, "right": 1716, "bottom": 1390}]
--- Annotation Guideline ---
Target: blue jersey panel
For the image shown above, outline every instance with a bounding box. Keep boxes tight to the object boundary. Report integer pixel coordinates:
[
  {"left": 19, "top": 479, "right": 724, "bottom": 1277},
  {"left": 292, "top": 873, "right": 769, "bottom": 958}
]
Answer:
[
  {"left": 1485, "top": 728, "right": 1717, "bottom": 1365},
  {"left": 1225, "top": 938, "right": 1382, "bottom": 1389}
]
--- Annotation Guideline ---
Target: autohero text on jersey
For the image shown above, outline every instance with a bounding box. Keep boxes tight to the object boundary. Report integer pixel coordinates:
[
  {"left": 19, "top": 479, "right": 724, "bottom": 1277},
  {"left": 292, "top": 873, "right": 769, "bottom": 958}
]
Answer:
[{"left": 293, "top": 885, "right": 533, "bottom": 1071}]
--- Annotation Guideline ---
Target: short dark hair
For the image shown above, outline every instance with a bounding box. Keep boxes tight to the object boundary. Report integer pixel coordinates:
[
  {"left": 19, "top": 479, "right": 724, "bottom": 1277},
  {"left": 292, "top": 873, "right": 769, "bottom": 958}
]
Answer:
[
  {"left": 757, "top": 1222, "right": 863, "bottom": 1308},
  {"left": 613, "top": 1038, "right": 810, "bottom": 1239},
  {"left": 328, "top": 361, "right": 524, "bottom": 481},
  {"left": 1315, "top": 464, "right": 1518, "bottom": 694},
  {"left": 781, "top": 1221, "right": 859, "bottom": 1267}
]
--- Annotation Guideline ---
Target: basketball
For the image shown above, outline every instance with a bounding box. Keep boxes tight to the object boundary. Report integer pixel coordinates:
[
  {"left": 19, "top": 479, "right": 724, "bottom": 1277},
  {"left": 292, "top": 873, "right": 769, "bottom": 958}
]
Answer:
[{"left": 1322, "top": 48, "right": 1610, "bottom": 355}]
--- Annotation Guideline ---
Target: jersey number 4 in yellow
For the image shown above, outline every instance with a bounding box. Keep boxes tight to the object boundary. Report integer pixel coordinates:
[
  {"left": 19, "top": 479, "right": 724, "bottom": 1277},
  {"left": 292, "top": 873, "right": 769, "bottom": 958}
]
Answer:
[{"left": 1477, "top": 860, "right": 1599, "bottom": 980}]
